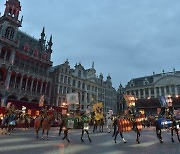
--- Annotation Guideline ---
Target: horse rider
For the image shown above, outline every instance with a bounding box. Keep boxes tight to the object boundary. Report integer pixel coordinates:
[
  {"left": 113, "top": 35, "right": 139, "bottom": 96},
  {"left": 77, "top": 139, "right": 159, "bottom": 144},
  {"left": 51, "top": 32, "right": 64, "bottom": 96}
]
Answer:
[{"left": 40, "top": 106, "right": 49, "bottom": 125}]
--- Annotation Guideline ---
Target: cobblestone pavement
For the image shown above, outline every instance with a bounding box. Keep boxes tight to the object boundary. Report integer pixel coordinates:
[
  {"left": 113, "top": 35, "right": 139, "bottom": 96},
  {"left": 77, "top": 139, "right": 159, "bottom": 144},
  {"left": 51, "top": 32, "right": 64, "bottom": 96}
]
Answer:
[{"left": 0, "top": 127, "right": 180, "bottom": 154}]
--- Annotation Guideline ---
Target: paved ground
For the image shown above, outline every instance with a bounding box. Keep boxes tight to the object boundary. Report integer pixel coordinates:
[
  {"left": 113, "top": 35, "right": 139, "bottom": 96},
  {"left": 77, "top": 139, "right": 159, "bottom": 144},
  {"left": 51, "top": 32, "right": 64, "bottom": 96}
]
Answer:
[{"left": 0, "top": 127, "right": 180, "bottom": 154}]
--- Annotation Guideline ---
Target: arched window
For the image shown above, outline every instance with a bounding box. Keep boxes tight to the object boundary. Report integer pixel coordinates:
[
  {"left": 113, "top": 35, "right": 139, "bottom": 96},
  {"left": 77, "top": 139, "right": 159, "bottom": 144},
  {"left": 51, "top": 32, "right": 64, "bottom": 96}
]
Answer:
[
  {"left": 42, "top": 52, "right": 47, "bottom": 59},
  {"left": 82, "top": 83, "right": 85, "bottom": 89},
  {"left": 5, "top": 27, "right": 15, "bottom": 40},
  {"left": 23, "top": 43, "right": 30, "bottom": 52}
]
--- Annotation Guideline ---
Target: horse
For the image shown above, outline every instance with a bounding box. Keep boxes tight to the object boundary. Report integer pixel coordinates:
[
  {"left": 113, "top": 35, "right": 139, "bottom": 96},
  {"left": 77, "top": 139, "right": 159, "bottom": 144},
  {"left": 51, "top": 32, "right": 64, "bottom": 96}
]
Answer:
[{"left": 34, "top": 114, "right": 54, "bottom": 140}]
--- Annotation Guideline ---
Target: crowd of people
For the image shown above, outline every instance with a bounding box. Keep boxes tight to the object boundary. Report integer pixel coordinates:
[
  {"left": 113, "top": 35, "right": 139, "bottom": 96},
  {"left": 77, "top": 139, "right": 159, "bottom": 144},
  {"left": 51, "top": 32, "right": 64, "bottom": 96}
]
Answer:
[{"left": 1, "top": 104, "right": 180, "bottom": 144}]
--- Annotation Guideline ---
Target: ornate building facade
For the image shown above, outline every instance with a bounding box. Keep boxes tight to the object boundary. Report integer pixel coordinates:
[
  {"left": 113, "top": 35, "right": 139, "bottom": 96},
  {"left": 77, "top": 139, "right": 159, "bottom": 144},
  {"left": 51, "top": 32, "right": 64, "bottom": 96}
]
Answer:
[
  {"left": 50, "top": 60, "right": 117, "bottom": 114},
  {"left": 125, "top": 69, "right": 180, "bottom": 99},
  {"left": 0, "top": 0, "right": 53, "bottom": 104}
]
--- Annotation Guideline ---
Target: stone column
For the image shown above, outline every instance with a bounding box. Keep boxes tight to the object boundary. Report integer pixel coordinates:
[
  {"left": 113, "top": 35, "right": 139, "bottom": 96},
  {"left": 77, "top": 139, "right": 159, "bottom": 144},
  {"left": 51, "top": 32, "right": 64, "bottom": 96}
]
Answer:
[
  {"left": 164, "top": 86, "right": 167, "bottom": 96},
  {"left": 13, "top": 74, "right": 17, "bottom": 88},
  {"left": 25, "top": 78, "right": 28, "bottom": 90},
  {"left": 10, "top": 49, "right": 15, "bottom": 64},
  {"left": 143, "top": 89, "right": 145, "bottom": 99},
  {"left": 5, "top": 71, "right": 11, "bottom": 90},
  {"left": 138, "top": 90, "right": 140, "bottom": 99},
  {"left": 4, "top": 50, "right": 7, "bottom": 60},
  {"left": 19, "top": 76, "right": 23, "bottom": 91},
  {"left": 175, "top": 86, "right": 178, "bottom": 96},
  {"left": 40, "top": 82, "right": 43, "bottom": 94},
  {"left": 169, "top": 86, "right": 172, "bottom": 96},
  {"left": 159, "top": 87, "right": 162, "bottom": 96},
  {"left": 35, "top": 81, "right": 38, "bottom": 93},
  {"left": 154, "top": 87, "right": 157, "bottom": 98},
  {"left": 148, "top": 88, "right": 151, "bottom": 98},
  {"left": 30, "top": 79, "right": 34, "bottom": 92}
]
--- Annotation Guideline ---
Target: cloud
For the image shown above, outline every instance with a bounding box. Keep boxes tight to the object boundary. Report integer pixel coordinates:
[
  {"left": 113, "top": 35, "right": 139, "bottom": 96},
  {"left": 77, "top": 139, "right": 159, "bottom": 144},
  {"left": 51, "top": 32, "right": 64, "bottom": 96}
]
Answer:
[{"left": 1, "top": 0, "right": 180, "bottom": 89}]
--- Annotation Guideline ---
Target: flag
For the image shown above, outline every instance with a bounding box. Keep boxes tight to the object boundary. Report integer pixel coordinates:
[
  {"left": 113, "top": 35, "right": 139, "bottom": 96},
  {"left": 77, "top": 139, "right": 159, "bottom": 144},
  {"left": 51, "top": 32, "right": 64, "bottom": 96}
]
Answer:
[
  {"left": 39, "top": 95, "right": 44, "bottom": 107},
  {"left": 1, "top": 97, "right": 7, "bottom": 107},
  {"left": 159, "top": 96, "right": 167, "bottom": 107},
  {"left": 66, "top": 93, "right": 79, "bottom": 105},
  {"left": 7, "top": 102, "right": 11, "bottom": 108},
  {"left": 93, "top": 102, "right": 104, "bottom": 121}
]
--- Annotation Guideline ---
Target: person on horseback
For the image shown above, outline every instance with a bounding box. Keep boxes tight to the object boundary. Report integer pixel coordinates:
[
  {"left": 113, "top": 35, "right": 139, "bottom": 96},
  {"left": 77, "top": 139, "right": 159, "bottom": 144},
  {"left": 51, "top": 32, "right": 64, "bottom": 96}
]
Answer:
[{"left": 40, "top": 106, "right": 49, "bottom": 126}]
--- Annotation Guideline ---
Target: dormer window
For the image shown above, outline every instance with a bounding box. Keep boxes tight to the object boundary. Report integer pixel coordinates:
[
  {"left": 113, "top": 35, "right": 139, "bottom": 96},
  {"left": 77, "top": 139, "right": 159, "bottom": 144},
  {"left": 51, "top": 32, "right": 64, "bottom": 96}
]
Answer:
[
  {"left": 23, "top": 43, "right": 30, "bottom": 52},
  {"left": 78, "top": 70, "right": 81, "bottom": 77},
  {"left": 33, "top": 49, "right": 38, "bottom": 57}
]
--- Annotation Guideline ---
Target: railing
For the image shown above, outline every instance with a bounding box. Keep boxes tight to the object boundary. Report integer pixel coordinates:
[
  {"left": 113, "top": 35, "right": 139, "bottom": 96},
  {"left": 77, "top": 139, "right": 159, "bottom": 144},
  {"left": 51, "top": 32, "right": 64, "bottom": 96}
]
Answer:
[{"left": 0, "top": 59, "right": 11, "bottom": 66}]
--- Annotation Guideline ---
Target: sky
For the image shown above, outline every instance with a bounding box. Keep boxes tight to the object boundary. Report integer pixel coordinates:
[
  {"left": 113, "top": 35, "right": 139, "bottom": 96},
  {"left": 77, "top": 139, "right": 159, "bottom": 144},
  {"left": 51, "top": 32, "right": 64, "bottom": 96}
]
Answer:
[{"left": 1, "top": 0, "right": 180, "bottom": 89}]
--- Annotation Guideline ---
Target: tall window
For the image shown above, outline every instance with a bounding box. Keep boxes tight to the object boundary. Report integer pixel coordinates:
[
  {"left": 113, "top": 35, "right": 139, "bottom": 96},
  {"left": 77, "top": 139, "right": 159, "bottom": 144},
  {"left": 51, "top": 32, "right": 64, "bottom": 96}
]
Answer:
[
  {"left": 78, "top": 81, "right": 81, "bottom": 88},
  {"left": 78, "top": 70, "right": 81, "bottom": 77},
  {"left": 5, "top": 27, "right": 15, "bottom": 39},
  {"left": 82, "top": 83, "right": 85, "bottom": 89},
  {"left": 73, "top": 79, "right": 76, "bottom": 87}
]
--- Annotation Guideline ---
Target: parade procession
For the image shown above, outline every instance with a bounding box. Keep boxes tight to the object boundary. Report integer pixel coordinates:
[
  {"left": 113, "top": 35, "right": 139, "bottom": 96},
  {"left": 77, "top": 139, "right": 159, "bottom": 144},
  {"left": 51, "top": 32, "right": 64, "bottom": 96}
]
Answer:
[
  {"left": 1, "top": 93, "right": 180, "bottom": 146},
  {"left": 1, "top": 0, "right": 180, "bottom": 153}
]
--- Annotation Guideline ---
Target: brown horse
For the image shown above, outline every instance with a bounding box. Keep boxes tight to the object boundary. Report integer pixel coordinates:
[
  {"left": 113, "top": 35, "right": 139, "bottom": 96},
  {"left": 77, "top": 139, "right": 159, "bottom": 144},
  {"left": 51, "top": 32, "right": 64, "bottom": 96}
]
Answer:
[{"left": 34, "top": 114, "right": 54, "bottom": 140}]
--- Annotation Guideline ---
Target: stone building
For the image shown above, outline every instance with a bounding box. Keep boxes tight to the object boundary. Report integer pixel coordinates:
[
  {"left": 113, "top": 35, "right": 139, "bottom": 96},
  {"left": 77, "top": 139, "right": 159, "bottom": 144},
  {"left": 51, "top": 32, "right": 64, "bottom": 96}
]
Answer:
[
  {"left": 0, "top": 0, "right": 53, "bottom": 104},
  {"left": 50, "top": 60, "right": 117, "bottom": 114},
  {"left": 125, "top": 69, "right": 180, "bottom": 99}
]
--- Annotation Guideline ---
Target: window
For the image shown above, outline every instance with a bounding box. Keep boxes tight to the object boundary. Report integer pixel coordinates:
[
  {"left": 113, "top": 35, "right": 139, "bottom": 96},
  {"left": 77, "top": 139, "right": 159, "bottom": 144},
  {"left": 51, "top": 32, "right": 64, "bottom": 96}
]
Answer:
[
  {"left": 78, "top": 81, "right": 81, "bottom": 88},
  {"left": 78, "top": 70, "right": 81, "bottom": 77},
  {"left": 87, "top": 85, "right": 90, "bottom": 90},
  {"left": 5, "top": 27, "right": 15, "bottom": 40},
  {"left": 68, "top": 77, "right": 71, "bottom": 84},
  {"left": 64, "top": 76, "right": 67, "bottom": 83},
  {"left": 73, "top": 79, "right": 76, "bottom": 87},
  {"left": 23, "top": 44, "right": 30, "bottom": 52},
  {"left": 60, "top": 75, "right": 63, "bottom": 83},
  {"left": 82, "top": 83, "right": 85, "bottom": 89},
  {"left": 63, "top": 87, "right": 66, "bottom": 94}
]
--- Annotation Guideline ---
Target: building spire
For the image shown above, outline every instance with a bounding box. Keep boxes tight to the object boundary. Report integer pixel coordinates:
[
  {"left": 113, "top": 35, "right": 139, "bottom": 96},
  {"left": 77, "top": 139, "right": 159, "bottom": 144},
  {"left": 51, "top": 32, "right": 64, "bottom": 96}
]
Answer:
[
  {"left": 48, "top": 34, "right": 53, "bottom": 50},
  {"left": 92, "top": 61, "right": 94, "bottom": 69},
  {"left": 41, "top": 27, "right": 45, "bottom": 39}
]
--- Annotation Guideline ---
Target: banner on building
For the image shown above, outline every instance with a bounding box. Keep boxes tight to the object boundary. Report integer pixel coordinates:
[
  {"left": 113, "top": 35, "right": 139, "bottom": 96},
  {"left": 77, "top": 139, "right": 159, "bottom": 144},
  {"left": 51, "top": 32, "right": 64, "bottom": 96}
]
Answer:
[
  {"left": 93, "top": 102, "right": 104, "bottom": 121},
  {"left": 66, "top": 93, "right": 79, "bottom": 105},
  {"left": 123, "top": 94, "right": 136, "bottom": 107},
  {"left": 158, "top": 96, "right": 167, "bottom": 107},
  {"left": 39, "top": 95, "right": 44, "bottom": 107}
]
